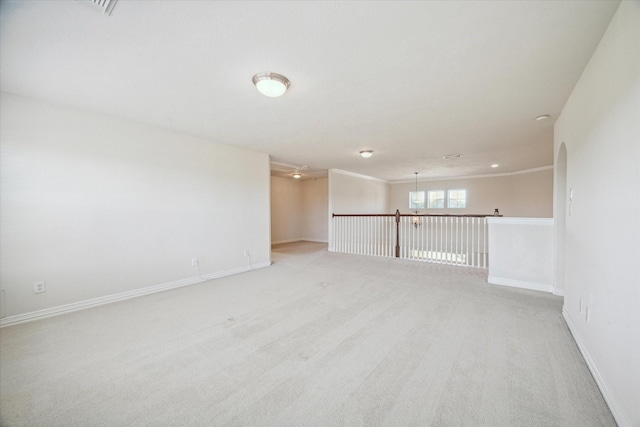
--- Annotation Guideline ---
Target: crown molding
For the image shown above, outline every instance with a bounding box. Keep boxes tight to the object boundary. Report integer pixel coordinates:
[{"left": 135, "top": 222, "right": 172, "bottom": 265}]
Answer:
[
  {"left": 390, "top": 165, "right": 553, "bottom": 184},
  {"left": 329, "top": 169, "right": 389, "bottom": 184}
]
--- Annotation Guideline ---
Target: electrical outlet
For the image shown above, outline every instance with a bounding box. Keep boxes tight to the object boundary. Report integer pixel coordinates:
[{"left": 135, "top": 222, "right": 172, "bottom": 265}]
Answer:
[
  {"left": 34, "top": 281, "right": 46, "bottom": 294},
  {"left": 191, "top": 258, "right": 198, "bottom": 267}
]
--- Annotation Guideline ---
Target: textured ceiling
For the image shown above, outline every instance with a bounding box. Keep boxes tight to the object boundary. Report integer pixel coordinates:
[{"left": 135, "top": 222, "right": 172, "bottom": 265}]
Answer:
[{"left": 0, "top": 0, "right": 619, "bottom": 182}]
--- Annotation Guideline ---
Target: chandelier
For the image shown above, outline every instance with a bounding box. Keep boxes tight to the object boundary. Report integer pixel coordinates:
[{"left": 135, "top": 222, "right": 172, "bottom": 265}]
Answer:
[{"left": 412, "top": 172, "right": 422, "bottom": 228}]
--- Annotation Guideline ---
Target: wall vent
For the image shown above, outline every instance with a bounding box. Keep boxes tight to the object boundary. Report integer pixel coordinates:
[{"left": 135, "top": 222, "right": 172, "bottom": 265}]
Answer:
[{"left": 75, "top": 0, "right": 118, "bottom": 16}]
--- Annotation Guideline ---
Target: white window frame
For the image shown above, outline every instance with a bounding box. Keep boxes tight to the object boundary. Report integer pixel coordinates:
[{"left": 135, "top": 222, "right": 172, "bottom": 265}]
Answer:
[
  {"left": 448, "top": 189, "right": 467, "bottom": 208},
  {"left": 427, "top": 190, "right": 445, "bottom": 209}
]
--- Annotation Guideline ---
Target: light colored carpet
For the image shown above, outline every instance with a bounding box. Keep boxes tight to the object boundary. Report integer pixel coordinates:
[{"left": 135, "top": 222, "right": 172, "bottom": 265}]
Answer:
[{"left": 0, "top": 241, "right": 615, "bottom": 426}]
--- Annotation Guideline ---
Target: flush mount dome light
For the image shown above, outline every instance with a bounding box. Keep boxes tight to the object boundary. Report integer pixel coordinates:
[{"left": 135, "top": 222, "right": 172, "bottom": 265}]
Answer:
[
  {"left": 536, "top": 114, "right": 551, "bottom": 121},
  {"left": 491, "top": 164, "right": 499, "bottom": 168},
  {"left": 359, "top": 150, "right": 374, "bottom": 158},
  {"left": 442, "top": 153, "right": 463, "bottom": 159},
  {"left": 252, "top": 72, "right": 290, "bottom": 97},
  {"left": 292, "top": 172, "right": 302, "bottom": 179}
]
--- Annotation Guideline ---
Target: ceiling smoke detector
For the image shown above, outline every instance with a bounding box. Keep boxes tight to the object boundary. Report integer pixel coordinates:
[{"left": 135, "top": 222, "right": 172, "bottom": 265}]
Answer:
[
  {"left": 76, "top": 0, "right": 118, "bottom": 15},
  {"left": 442, "top": 153, "right": 463, "bottom": 159}
]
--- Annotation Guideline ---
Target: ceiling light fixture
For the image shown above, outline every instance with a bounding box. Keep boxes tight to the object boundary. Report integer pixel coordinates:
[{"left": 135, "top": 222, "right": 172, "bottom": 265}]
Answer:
[
  {"left": 443, "top": 153, "right": 463, "bottom": 159},
  {"left": 292, "top": 172, "right": 302, "bottom": 179},
  {"left": 359, "top": 150, "right": 374, "bottom": 158},
  {"left": 491, "top": 164, "right": 499, "bottom": 168},
  {"left": 535, "top": 114, "right": 550, "bottom": 121},
  {"left": 252, "top": 72, "right": 290, "bottom": 97}
]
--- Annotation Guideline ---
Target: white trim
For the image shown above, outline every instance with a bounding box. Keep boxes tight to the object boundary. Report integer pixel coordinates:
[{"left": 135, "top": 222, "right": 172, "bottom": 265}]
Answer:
[
  {"left": 271, "top": 238, "right": 303, "bottom": 245},
  {"left": 552, "top": 288, "right": 565, "bottom": 297},
  {"left": 487, "top": 217, "right": 554, "bottom": 226},
  {"left": 300, "top": 238, "right": 329, "bottom": 243},
  {"left": 329, "top": 169, "right": 389, "bottom": 184},
  {"left": 391, "top": 165, "right": 554, "bottom": 184},
  {"left": 270, "top": 160, "right": 300, "bottom": 170},
  {"left": 488, "top": 276, "right": 553, "bottom": 293},
  {"left": 508, "top": 165, "right": 554, "bottom": 175},
  {"left": 563, "top": 309, "right": 631, "bottom": 427},
  {"left": 0, "top": 262, "right": 270, "bottom": 328},
  {"left": 272, "top": 238, "right": 329, "bottom": 245}
]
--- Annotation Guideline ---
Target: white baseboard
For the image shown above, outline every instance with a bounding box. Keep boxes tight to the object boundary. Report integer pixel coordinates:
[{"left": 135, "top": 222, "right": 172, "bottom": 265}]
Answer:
[
  {"left": 272, "top": 238, "right": 328, "bottom": 245},
  {"left": 271, "top": 238, "right": 303, "bottom": 245},
  {"left": 487, "top": 276, "right": 553, "bottom": 293},
  {"left": 0, "top": 262, "right": 271, "bottom": 327},
  {"left": 300, "top": 238, "right": 328, "bottom": 243},
  {"left": 562, "top": 309, "right": 631, "bottom": 427}
]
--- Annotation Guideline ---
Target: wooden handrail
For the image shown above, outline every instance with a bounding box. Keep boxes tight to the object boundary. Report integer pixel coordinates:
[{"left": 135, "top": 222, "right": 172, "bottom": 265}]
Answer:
[
  {"left": 332, "top": 213, "right": 499, "bottom": 218},
  {"left": 332, "top": 213, "right": 396, "bottom": 217}
]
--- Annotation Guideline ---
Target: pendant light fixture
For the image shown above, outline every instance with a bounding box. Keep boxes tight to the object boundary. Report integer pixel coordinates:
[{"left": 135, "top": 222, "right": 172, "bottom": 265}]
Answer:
[{"left": 412, "top": 172, "right": 421, "bottom": 228}]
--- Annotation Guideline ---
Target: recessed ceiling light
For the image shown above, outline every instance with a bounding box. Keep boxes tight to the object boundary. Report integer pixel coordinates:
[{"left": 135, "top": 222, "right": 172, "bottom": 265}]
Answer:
[
  {"left": 535, "top": 114, "right": 550, "bottom": 121},
  {"left": 491, "top": 164, "right": 499, "bottom": 168},
  {"left": 252, "top": 72, "right": 290, "bottom": 97},
  {"left": 292, "top": 172, "right": 302, "bottom": 179},
  {"left": 443, "top": 153, "right": 463, "bottom": 159},
  {"left": 359, "top": 150, "right": 374, "bottom": 158}
]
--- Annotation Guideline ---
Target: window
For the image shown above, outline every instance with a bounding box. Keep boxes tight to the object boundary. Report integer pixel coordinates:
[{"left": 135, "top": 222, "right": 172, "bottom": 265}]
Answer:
[
  {"left": 448, "top": 189, "right": 466, "bottom": 208},
  {"left": 427, "top": 190, "right": 445, "bottom": 209},
  {"left": 409, "top": 191, "right": 425, "bottom": 209}
]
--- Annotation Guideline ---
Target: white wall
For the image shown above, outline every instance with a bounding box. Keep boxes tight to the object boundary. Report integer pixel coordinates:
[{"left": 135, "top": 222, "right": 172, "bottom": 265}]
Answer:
[
  {"left": 301, "top": 178, "right": 328, "bottom": 242},
  {"left": 488, "top": 218, "right": 554, "bottom": 293},
  {"left": 328, "top": 169, "right": 390, "bottom": 250},
  {"left": 554, "top": 2, "right": 639, "bottom": 425},
  {"left": 553, "top": 143, "right": 568, "bottom": 296},
  {"left": 328, "top": 169, "right": 390, "bottom": 214},
  {"left": 389, "top": 167, "right": 553, "bottom": 217},
  {"left": 270, "top": 176, "right": 328, "bottom": 244},
  {"left": 0, "top": 93, "right": 271, "bottom": 321},
  {"left": 270, "top": 176, "right": 303, "bottom": 244}
]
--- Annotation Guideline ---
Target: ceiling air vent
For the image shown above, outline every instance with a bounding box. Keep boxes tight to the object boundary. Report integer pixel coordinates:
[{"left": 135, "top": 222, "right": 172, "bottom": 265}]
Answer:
[{"left": 75, "top": 0, "right": 118, "bottom": 16}]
